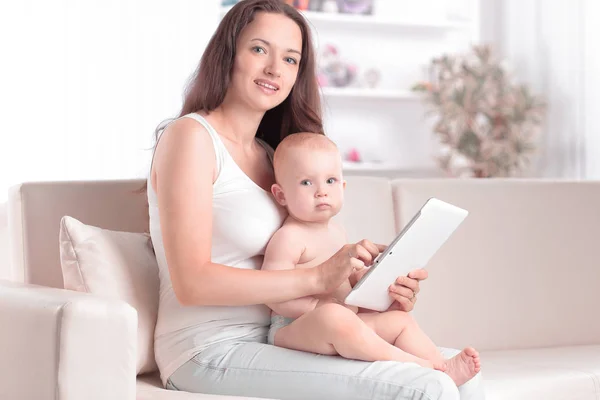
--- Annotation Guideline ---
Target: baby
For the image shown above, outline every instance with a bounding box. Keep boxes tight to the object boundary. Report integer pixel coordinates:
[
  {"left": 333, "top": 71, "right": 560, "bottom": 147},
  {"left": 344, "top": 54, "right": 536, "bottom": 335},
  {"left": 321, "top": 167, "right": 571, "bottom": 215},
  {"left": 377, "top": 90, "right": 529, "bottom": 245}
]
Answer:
[{"left": 262, "top": 132, "right": 481, "bottom": 386}]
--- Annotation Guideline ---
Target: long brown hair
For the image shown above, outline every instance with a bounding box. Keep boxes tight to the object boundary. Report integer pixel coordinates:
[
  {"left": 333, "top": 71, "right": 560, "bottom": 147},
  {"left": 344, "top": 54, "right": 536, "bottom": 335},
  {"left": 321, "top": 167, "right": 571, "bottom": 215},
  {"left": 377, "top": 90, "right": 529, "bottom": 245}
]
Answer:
[{"left": 154, "top": 0, "right": 323, "bottom": 150}]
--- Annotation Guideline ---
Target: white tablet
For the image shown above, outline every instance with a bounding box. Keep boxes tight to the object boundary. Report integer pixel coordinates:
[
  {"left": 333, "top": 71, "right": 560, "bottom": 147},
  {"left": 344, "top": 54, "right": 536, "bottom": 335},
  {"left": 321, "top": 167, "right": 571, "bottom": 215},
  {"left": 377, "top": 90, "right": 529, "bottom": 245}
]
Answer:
[{"left": 344, "top": 197, "right": 468, "bottom": 312}]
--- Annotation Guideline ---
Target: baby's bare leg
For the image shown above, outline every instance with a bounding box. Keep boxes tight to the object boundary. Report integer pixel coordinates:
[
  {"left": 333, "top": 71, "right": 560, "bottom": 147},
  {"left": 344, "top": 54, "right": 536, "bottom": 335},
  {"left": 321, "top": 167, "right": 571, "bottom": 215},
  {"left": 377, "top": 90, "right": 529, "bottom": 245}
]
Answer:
[
  {"left": 358, "top": 311, "right": 444, "bottom": 365},
  {"left": 274, "top": 304, "right": 432, "bottom": 366},
  {"left": 359, "top": 311, "right": 481, "bottom": 385}
]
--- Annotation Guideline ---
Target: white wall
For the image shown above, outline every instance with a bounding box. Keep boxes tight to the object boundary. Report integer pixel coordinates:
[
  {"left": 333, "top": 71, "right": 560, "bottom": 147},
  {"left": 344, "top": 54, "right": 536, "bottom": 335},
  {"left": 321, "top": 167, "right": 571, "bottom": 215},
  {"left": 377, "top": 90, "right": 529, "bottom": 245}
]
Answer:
[
  {"left": 0, "top": 0, "right": 483, "bottom": 199},
  {"left": 5, "top": 0, "right": 594, "bottom": 192},
  {"left": 0, "top": 0, "right": 219, "bottom": 202}
]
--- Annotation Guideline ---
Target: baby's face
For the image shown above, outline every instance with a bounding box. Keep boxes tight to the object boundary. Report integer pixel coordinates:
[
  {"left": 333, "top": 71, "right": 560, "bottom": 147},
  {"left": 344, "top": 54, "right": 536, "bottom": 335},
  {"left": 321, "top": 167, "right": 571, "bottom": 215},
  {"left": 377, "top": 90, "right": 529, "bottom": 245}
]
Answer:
[{"left": 274, "top": 147, "right": 345, "bottom": 223}]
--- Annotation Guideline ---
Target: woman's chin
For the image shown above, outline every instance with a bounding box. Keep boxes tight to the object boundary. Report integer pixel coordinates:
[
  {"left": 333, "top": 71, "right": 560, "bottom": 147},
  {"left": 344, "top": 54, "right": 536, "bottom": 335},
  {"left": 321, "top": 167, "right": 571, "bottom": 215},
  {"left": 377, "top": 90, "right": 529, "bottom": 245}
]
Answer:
[
  {"left": 249, "top": 100, "right": 278, "bottom": 113},
  {"left": 252, "top": 93, "right": 287, "bottom": 111},
  {"left": 261, "top": 99, "right": 285, "bottom": 112}
]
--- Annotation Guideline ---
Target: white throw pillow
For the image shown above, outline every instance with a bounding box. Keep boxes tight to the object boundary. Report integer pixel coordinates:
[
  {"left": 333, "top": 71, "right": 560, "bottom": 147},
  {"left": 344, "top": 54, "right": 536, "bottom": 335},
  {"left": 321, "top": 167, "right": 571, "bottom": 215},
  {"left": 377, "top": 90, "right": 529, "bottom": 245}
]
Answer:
[{"left": 59, "top": 215, "right": 159, "bottom": 374}]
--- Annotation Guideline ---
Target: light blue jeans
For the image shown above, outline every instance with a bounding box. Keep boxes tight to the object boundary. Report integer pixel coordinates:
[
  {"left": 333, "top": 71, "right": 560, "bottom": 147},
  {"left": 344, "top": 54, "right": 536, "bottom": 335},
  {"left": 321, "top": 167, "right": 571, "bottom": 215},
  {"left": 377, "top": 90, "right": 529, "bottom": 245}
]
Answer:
[{"left": 166, "top": 339, "right": 485, "bottom": 400}]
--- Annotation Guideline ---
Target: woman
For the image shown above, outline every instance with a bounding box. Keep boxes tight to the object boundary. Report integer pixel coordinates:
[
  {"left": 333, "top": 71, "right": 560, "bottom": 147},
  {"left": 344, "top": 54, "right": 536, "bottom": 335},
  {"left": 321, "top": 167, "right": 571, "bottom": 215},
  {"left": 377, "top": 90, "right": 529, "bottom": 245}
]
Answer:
[{"left": 148, "top": 0, "right": 484, "bottom": 399}]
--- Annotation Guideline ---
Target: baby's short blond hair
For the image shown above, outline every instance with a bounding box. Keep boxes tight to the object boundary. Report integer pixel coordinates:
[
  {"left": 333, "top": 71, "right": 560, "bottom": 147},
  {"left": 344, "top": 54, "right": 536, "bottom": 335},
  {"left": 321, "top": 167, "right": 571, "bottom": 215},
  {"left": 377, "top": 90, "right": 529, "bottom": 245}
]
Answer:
[{"left": 273, "top": 133, "right": 339, "bottom": 181}]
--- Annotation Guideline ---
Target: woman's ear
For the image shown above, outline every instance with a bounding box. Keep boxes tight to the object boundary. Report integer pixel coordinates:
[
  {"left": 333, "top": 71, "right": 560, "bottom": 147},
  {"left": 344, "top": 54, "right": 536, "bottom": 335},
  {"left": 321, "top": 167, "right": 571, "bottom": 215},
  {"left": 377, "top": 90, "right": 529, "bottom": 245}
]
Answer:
[{"left": 271, "top": 183, "right": 287, "bottom": 206}]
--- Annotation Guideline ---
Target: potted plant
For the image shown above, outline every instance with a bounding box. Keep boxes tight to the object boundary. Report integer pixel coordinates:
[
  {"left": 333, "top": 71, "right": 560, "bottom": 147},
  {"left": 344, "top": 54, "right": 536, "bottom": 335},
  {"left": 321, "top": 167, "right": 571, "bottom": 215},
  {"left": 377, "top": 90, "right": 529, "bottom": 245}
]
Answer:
[{"left": 412, "top": 45, "right": 546, "bottom": 178}]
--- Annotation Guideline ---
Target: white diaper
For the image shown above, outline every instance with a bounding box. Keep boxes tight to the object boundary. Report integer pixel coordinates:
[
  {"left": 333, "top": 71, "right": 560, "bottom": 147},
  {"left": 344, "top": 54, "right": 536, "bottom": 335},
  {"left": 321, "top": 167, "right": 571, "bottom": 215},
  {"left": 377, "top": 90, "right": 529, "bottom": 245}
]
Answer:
[{"left": 267, "top": 315, "right": 295, "bottom": 345}]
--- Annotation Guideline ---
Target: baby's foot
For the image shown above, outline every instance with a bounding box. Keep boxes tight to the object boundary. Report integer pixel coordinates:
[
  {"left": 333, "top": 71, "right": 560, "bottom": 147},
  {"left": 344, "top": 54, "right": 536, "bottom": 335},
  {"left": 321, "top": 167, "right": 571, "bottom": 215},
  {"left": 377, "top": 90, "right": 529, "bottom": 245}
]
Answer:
[{"left": 443, "top": 347, "right": 481, "bottom": 386}]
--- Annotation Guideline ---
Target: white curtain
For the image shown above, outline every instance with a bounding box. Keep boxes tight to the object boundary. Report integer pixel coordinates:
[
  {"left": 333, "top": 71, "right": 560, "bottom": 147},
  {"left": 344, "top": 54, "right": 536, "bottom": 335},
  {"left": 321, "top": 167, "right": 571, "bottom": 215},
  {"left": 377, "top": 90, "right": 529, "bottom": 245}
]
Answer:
[
  {"left": 583, "top": 0, "right": 600, "bottom": 179},
  {"left": 485, "top": 0, "right": 599, "bottom": 179}
]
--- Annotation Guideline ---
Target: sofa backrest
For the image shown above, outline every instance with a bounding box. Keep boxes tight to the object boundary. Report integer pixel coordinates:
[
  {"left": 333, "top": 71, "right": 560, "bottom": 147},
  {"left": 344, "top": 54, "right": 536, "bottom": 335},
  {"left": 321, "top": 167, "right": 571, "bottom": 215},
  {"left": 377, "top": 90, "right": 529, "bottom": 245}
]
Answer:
[
  {"left": 0, "top": 201, "right": 9, "bottom": 281},
  {"left": 5, "top": 176, "right": 600, "bottom": 352},
  {"left": 6, "top": 180, "right": 149, "bottom": 288},
  {"left": 4, "top": 176, "right": 397, "bottom": 290},
  {"left": 392, "top": 179, "right": 600, "bottom": 351}
]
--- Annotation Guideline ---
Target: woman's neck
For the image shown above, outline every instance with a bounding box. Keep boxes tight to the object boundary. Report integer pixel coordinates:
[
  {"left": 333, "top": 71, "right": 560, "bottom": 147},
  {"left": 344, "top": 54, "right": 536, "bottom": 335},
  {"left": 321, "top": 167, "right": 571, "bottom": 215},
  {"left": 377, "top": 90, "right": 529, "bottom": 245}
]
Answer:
[{"left": 211, "top": 98, "right": 265, "bottom": 147}]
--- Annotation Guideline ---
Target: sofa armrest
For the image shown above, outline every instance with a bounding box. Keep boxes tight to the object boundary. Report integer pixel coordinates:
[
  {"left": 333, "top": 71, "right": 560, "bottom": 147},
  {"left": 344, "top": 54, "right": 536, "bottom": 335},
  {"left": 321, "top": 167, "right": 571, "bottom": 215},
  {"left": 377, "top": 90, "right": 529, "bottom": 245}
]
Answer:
[{"left": 0, "top": 280, "right": 137, "bottom": 400}]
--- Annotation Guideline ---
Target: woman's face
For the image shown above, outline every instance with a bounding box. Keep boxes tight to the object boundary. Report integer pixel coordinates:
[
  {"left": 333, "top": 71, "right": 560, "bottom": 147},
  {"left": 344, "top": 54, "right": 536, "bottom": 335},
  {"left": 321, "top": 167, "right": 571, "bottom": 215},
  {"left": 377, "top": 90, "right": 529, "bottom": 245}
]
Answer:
[{"left": 229, "top": 12, "right": 303, "bottom": 112}]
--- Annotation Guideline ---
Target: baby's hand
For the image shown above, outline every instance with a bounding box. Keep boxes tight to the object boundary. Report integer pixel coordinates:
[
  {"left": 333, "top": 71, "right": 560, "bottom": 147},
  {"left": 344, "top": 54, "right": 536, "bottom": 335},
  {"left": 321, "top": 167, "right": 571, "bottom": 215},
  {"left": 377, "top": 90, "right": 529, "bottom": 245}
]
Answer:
[
  {"left": 350, "top": 267, "right": 370, "bottom": 287},
  {"left": 316, "top": 241, "right": 385, "bottom": 294}
]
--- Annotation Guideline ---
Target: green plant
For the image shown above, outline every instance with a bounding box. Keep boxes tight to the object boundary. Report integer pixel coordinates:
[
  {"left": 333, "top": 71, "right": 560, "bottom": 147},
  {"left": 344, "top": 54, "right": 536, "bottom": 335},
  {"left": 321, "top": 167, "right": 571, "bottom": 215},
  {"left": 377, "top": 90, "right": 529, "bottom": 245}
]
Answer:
[{"left": 412, "top": 45, "right": 546, "bottom": 177}]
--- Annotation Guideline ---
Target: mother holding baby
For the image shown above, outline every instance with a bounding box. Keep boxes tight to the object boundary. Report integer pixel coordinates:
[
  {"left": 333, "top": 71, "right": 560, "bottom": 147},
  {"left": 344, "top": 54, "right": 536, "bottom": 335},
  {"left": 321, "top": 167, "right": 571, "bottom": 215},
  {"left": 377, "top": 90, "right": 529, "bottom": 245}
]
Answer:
[{"left": 147, "top": 0, "right": 484, "bottom": 398}]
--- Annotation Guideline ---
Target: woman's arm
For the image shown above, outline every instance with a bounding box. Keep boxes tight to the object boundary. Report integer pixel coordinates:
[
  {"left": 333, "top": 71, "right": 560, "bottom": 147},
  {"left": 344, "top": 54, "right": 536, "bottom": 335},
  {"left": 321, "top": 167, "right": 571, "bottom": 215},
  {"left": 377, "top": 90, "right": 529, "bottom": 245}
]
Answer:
[
  {"left": 261, "top": 227, "right": 319, "bottom": 318},
  {"left": 152, "top": 118, "right": 323, "bottom": 307}
]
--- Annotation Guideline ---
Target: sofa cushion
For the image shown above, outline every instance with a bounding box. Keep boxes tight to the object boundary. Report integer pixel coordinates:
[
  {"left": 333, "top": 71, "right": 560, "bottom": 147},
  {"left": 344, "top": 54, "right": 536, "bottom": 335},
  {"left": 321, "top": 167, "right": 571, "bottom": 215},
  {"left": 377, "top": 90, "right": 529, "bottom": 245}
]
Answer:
[
  {"left": 59, "top": 215, "right": 159, "bottom": 374},
  {"left": 480, "top": 345, "right": 600, "bottom": 400}
]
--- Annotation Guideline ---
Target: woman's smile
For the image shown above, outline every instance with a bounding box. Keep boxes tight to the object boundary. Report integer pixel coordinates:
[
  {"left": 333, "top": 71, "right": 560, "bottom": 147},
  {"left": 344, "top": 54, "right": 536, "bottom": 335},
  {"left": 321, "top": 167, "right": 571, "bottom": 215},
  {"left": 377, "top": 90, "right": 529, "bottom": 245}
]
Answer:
[{"left": 254, "top": 78, "right": 280, "bottom": 94}]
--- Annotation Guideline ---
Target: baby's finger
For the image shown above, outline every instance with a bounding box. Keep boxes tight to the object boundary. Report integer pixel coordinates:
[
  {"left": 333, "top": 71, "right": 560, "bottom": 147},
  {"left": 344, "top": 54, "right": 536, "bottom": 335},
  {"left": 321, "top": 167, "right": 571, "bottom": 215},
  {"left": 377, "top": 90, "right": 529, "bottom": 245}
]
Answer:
[
  {"left": 351, "top": 258, "right": 365, "bottom": 271},
  {"left": 376, "top": 243, "right": 388, "bottom": 252},
  {"left": 353, "top": 244, "right": 374, "bottom": 265},
  {"left": 358, "top": 239, "right": 381, "bottom": 260},
  {"left": 354, "top": 266, "right": 370, "bottom": 281}
]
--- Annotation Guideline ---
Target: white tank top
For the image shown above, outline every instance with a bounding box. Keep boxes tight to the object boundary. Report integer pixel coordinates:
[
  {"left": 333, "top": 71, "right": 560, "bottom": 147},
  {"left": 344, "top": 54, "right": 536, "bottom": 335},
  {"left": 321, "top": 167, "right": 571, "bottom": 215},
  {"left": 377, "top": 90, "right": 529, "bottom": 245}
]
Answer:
[{"left": 147, "top": 113, "right": 286, "bottom": 385}]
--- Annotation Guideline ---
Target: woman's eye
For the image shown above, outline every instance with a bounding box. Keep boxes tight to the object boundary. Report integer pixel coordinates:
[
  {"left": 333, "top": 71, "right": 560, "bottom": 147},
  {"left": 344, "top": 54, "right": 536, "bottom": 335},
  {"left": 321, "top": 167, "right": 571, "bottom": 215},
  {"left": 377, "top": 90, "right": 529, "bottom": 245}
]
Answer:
[
  {"left": 252, "top": 46, "right": 266, "bottom": 54},
  {"left": 300, "top": 180, "right": 312, "bottom": 186},
  {"left": 285, "top": 57, "right": 298, "bottom": 65},
  {"left": 326, "top": 178, "right": 337, "bottom": 184}
]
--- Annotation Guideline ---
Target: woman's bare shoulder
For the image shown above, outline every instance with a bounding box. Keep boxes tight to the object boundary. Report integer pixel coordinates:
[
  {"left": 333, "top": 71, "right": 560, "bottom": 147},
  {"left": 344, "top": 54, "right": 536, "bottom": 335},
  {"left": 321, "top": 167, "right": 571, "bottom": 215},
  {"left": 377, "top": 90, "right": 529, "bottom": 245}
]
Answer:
[
  {"left": 159, "top": 116, "right": 211, "bottom": 146},
  {"left": 152, "top": 115, "right": 216, "bottom": 189}
]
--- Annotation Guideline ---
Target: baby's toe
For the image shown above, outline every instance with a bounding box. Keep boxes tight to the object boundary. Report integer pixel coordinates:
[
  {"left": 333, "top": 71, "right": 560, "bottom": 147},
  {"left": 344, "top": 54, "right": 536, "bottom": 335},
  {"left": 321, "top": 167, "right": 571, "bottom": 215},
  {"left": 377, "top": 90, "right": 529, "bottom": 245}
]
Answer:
[
  {"left": 434, "top": 361, "right": 447, "bottom": 371},
  {"left": 464, "top": 347, "right": 478, "bottom": 357}
]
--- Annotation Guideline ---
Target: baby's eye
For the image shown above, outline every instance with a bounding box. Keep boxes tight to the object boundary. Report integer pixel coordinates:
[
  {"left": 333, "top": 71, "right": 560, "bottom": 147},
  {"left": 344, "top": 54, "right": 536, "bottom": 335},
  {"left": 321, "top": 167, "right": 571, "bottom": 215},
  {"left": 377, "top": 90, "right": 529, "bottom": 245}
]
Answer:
[
  {"left": 252, "top": 46, "right": 266, "bottom": 54},
  {"left": 285, "top": 57, "right": 298, "bottom": 65},
  {"left": 300, "top": 180, "right": 312, "bottom": 186},
  {"left": 326, "top": 178, "right": 337, "bottom": 184}
]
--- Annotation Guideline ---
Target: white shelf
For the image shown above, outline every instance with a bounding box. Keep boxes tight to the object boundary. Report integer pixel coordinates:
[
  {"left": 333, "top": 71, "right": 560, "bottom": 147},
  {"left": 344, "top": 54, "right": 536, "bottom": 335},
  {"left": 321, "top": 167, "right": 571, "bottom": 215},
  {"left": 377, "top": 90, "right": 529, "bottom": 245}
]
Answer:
[
  {"left": 343, "top": 162, "right": 400, "bottom": 171},
  {"left": 301, "top": 10, "right": 466, "bottom": 31},
  {"left": 219, "top": 6, "right": 467, "bottom": 31},
  {"left": 322, "top": 87, "right": 419, "bottom": 101},
  {"left": 342, "top": 162, "right": 442, "bottom": 177}
]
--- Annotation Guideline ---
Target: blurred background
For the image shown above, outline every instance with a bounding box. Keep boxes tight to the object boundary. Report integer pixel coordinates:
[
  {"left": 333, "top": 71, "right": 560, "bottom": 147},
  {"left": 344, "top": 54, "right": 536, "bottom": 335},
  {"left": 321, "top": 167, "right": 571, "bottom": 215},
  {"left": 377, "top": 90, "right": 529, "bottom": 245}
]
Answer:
[{"left": 1, "top": 0, "right": 599, "bottom": 204}]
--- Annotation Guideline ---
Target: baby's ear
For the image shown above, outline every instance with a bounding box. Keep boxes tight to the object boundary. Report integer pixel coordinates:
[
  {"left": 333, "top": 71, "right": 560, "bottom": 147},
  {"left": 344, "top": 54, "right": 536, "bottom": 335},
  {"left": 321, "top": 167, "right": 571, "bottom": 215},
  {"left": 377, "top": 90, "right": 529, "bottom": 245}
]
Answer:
[
  {"left": 343, "top": 180, "right": 347, "bottom": 190},
  {"left": 271, "top": 183, "right": 287, "bottom": 206}
]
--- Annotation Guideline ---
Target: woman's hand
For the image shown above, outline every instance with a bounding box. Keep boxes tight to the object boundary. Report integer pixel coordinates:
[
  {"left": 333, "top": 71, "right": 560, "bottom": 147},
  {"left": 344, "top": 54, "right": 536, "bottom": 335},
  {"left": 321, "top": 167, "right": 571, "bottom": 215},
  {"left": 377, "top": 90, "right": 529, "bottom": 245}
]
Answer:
[
  {"left": 315, "top": 240, "right": 386, "bottom": 294},
  {"left": 387, "top": 269, "right": 429, "bottom": 312}
]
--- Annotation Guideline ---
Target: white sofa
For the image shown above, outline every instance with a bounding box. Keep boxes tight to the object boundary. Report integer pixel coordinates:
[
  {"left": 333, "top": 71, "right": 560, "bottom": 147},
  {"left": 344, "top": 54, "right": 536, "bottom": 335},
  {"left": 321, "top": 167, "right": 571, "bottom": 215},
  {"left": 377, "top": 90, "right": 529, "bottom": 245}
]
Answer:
[{"left": 1, "top": 176, "right": 600, "bottom": 400}]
